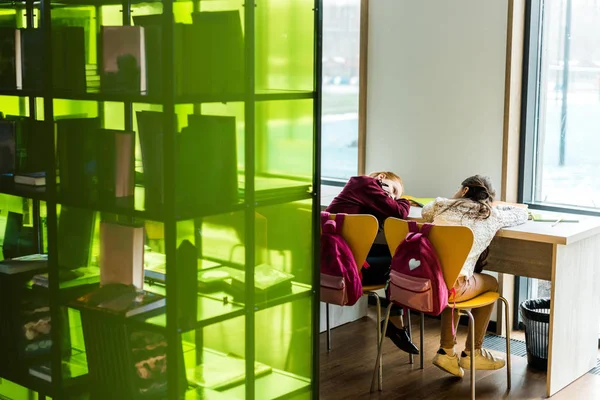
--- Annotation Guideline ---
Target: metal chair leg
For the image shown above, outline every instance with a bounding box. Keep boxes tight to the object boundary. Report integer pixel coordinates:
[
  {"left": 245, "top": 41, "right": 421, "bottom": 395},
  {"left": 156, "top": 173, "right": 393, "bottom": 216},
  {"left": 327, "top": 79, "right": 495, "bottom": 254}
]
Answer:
[
  {"left": 420, "top": 312, "right": 425, "bottom": 369},
  {"left": 371, "top": 303, "right": 393, "bottom": 393},
  {"left": 326, "top": 303, "right": 331, "bottom": 351},
  {"left": 406, "top": 308, "right": 413, "bottom": 364},
  {"left": 464, "top": 310, "right": 476, "bottom": 400},
  {"left": 373, "top": 294, "right": 383, "bottom": 391},
  {"left": 500, "top": 296, "right": 512, "bottom": 390}
]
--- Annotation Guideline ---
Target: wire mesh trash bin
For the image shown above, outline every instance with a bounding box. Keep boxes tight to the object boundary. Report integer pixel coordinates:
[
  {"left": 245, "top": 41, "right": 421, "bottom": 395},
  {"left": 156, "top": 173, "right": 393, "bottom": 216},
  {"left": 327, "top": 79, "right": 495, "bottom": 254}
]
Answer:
[{"left": 520, "top": 298, "right": 551, "bottom": 370}]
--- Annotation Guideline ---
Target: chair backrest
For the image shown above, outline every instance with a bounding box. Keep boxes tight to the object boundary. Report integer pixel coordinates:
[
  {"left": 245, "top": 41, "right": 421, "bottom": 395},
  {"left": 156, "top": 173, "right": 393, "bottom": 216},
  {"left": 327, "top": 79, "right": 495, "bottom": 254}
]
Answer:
[
  {"left": 323, "top": 214, "right": 379, "bottom": 272},
  {"left": 384, "top": 218, "right": 474, "bottom": 289}
]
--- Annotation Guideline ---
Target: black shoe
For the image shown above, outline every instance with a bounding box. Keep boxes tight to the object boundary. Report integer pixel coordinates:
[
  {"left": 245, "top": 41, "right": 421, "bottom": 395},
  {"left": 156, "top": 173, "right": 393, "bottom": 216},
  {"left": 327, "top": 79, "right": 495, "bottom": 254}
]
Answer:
[{"left": 381, "top": 321, "right": 420, "bottom": 355}]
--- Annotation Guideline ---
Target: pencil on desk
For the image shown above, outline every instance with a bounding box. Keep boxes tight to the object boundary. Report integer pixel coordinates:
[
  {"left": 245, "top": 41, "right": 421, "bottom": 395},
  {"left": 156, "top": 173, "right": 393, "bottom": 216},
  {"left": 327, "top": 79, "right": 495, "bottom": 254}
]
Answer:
[{"left": 551, "top": 218, "right": 563, "bottom": 227}]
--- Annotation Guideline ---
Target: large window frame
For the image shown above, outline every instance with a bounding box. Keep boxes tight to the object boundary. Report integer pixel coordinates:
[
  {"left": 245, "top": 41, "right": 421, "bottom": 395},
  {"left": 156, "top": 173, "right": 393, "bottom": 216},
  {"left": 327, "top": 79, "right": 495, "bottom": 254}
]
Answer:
[
  {"left": 519, "top": 0, "right": 600, "bottom": 217},
  {"left": 320, "top": 0, "right": 368, "bottom": 187}
]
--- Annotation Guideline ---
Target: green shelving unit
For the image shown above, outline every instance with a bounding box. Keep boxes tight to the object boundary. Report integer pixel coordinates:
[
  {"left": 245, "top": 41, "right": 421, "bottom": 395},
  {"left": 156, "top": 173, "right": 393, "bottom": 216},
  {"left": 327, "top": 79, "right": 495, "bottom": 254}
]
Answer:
[{"left": 0, "top": 0, "right": 321, "bottom": 399}]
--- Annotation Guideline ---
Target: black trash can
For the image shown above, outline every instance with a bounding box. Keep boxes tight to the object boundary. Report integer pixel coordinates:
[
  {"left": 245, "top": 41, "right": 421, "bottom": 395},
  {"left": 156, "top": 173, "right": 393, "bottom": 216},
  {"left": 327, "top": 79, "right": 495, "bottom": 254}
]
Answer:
[{"left": 520, "top": 298, "right": 551, "bottom": 370}]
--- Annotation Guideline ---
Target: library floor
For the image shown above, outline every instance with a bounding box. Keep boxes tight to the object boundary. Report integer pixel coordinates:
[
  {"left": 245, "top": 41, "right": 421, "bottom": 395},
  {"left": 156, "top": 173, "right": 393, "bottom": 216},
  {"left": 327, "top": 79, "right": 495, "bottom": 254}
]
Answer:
[{"left": 320, "top": 310, "right": 600, "bottom": 399}]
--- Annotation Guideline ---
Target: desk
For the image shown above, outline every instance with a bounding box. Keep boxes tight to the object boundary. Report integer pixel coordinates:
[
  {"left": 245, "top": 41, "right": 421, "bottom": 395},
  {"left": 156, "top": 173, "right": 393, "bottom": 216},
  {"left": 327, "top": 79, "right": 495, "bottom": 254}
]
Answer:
[{"left": 410, "top": 206, "right": 600, "bottom": 397}]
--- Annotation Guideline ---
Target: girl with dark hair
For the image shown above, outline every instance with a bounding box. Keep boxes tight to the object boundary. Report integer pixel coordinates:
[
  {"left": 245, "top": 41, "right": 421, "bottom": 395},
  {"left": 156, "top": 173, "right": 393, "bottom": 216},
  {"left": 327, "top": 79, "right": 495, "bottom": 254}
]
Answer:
[{"left": 421, "top": 175, "right": 528, "bottom": 378}]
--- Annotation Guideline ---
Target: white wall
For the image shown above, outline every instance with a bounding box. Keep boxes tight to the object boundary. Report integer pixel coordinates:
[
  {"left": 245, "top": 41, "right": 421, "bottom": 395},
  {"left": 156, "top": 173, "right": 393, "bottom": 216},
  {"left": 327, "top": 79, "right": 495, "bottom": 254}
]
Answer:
[{"left": 365, "top": 0, "right": 509, "bottom": 198}]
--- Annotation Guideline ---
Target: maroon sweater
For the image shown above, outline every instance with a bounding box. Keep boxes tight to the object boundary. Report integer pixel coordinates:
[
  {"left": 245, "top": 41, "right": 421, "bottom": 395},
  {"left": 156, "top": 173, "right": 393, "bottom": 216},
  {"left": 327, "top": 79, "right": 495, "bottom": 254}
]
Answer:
[{"left": 326, "top": 176, "right": 411, "bottom": 223}]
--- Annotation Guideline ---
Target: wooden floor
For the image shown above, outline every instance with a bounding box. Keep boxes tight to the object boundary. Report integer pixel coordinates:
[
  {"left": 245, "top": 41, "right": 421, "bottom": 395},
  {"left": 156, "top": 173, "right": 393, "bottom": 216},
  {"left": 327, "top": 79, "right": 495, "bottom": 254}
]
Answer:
[{"left": 320, "top": 311, "right": 600, "bottom": 399}]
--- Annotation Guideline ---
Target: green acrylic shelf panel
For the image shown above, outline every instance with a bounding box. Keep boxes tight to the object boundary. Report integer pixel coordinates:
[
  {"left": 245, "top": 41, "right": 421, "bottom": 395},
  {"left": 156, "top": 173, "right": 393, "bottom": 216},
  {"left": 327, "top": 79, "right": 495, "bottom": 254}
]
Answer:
[
  {"left": 255, "top": 0, "right": 315, "bottom": 93},
  {"left": 44, "top": 89, "right": 315, "bottom": 105},
  {"left": 182, "top": 346, "right": 311, "bottom": 400},
  {"left": 134, "top": 292, "right": 246, "bottom": 332},
  {"left": 127, "top": 282, "right": 310, "bottom": 333},
  {"left": 54, "top": 184, "right": 311, "bottom": 223},
  {"left": 0, "top": 181, "right": 47, "bottom": 201}
]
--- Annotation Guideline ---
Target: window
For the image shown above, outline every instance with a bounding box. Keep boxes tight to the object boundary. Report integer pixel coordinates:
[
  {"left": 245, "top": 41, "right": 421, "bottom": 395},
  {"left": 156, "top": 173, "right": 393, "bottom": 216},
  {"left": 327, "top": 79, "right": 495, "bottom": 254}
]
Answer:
[
  {"left": 321, "top": 0, "right": 361, "bottom": 181},
  {"left": 519, "top": 0, "right": 600, "bottom": 340},
  {"left": 521, "top": 0, "right": 600, "bottom": 212}
]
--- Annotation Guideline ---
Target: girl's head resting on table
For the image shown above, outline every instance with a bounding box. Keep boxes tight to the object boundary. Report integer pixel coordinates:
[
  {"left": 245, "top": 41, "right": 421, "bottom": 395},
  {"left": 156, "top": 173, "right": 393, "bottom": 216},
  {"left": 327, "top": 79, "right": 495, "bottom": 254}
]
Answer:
[
  {"left": 449, "top": 175, "right": 496, "bottom": 219},
  {"left": 368, "top": 171, "right": 403, "bottom": 200}
]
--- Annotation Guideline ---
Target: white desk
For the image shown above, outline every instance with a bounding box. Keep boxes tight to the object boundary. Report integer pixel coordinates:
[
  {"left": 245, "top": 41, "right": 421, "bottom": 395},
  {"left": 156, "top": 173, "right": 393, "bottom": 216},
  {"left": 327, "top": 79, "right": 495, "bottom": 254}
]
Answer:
[{"left": 410, "top": 206, "right": 600, "bottom": 396}]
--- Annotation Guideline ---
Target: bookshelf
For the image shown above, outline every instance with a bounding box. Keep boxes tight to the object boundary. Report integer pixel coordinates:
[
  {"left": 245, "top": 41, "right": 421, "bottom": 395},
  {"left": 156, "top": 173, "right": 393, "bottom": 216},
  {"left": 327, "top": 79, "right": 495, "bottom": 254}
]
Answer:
[{"left": 0, "top": 0, "right": 321, "bottom": 399}]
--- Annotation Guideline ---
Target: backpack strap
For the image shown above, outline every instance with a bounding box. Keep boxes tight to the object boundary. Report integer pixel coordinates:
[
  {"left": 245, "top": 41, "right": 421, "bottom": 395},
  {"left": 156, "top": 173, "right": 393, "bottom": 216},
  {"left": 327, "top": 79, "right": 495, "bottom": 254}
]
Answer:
[
  {"left": 421, "top": 223, "right": 434, "bottom": 237},
  {"left": 407, "top": 220, "right": 419, "bottom": 233},
  {"left": 320, "top": 211, "right": 331, "bottom": 229},
  {"left": 334, "top": 213, "right": 346, "bottom": 234}
]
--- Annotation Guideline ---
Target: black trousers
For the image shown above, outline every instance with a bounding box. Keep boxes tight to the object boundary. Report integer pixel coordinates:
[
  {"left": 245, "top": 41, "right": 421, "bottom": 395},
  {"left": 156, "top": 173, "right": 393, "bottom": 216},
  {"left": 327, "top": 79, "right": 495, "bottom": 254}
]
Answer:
[{"left": 363, "top": 243, "right": 403, "bottom": 318}]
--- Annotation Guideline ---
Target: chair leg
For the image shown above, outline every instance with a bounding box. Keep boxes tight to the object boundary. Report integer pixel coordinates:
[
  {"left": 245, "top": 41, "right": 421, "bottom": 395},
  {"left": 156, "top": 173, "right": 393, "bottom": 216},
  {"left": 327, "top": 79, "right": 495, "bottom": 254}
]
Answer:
[
  {"left": 500, "top": 296, "right": 512, "bottom": 390},
  {"left": 326, "top": 303, "right": 331, "bottom": 351},
  {"left": 371, "top": 303, "right": 393, "bottom": 393},
  {"left": 372, "top": 293, "right": 383, "bottom": 391},
  {"left": 420, "top": 312, "right": 425, "bottom": 369},
  {"left": 407, "top": 309, "right": 413, "bottom": 364},
  {"left": 464, "top": 310, "right": 476, "bottom": 400}
]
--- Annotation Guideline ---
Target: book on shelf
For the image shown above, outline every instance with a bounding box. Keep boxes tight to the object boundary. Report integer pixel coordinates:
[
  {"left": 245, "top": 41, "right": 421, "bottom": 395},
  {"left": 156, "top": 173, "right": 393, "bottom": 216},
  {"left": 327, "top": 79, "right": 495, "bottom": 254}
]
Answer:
[
  {"left": 73, "top": 283, "right": 165, "bottom": 318},
  {"left": 133, "top": 14, "right": 163, "bottom": 96},
  {"left": 52, "top": 26, "right": 86, "bottom": 93},
  {"left": 57, "top": 206, "right": 96, "bottom": 271},
  {"left": 177, "top": 240, "right": 198, "bottom": 324},
  {"left": 197, "top": 266, "right": 239, "bottom": 290},
  {"left": 187, "top": 348, "right": 272, "bottom": 390},
  {"left": 28, "top": 349, "right": 88, "bottom": 382},
  {"left": 96, "top": 129, "right": 135, "bottom": 199},
  {"left": 0, "top": 253, "right": 47, "bottom": 275},
  {"left": 101, "top": 26, "right": 146, "bottom": 93},
  {"left": 20, "top": 28, "right": 43, "bottom": 90},
  {"left": 238, "top": 175, "right": 312, "bottom": 202},
  {"left": 14, "top": 172, "right": 45, "bottom": 186},
  {"left": 0, "top": 28, "right": 22, "bottom": 89},
  {"left": 99, "top": 222, "right": 145, "bottom": 289},
  {"left": 143, "top": 251, "right": 166, "bottom": 282},
  {"left": 32, "top": 267, "right": 100, "bottom": 289},
  {"left": 136, "top": 111, "right": 178, "bottom": 211},
  {"left": 56, "top": 117, "right": 101, "bottom": 196},
  {"left": 3, "top": 211, "right": 35, "bottom": 259},
  {"left": 230, "top": 264, "right": 294, "bottom": 301},
  {"left": 178, "top": 114, "right": 238, "bottom": 211},
  {"left": 187, "top": 11, "right": 245, "bottom": 96},
  {"left": 8, "top": 117, "right": 47, "bottom": 174},
  {"left": 0, "top": 118, "right": 16, "bottom": 174},
  {"left": 143, "top": 254, "right": 222, "bottom": 284}
]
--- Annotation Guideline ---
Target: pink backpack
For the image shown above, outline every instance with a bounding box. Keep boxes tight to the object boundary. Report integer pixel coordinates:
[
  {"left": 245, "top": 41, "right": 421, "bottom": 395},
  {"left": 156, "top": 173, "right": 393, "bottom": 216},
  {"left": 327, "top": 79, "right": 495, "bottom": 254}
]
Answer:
[
  {"left": 388, "top": 221, "right": 448, "bottom": 316},
  {"left": 319, "top": 212, "right": 362, "bottom": 306}
]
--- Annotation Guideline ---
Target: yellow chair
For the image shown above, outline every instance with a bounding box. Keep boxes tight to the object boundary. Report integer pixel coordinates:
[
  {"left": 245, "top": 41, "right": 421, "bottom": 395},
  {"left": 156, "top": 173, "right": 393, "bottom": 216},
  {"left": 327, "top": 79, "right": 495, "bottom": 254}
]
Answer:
[
  {"left": 371, "top": 218, "right": 511, "bottom": 400},
  {"left": 322, "top": 214, "right": 386, "bottom": 389}
]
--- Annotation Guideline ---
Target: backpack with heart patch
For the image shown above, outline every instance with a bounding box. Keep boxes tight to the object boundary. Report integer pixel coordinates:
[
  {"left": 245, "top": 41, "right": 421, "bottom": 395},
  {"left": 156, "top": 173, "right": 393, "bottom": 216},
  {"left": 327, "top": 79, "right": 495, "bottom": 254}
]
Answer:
[
  {"left": 319, "top": 212, "right": 362, "bottom": 306},
  {"left": 388, "top": 221, "right": 448, "bottom": 316}
]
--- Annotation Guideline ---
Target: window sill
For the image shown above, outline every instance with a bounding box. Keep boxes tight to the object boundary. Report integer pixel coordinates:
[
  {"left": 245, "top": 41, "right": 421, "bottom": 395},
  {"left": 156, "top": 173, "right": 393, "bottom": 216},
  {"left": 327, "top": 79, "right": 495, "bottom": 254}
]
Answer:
[
  {"left": 321, "top": 184, "right": 344, "bottom": 209},
  {"left": 526, "top": 202, "right": 600, "bottom": 218}
]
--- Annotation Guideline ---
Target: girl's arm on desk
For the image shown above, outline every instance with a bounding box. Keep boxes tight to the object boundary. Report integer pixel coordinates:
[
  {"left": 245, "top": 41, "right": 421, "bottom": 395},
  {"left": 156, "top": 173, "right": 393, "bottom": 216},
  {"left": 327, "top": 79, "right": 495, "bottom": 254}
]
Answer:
[
  {"left": 421, "top": 198, "right": 440, "bottom": 222},
  {"left": 495, "top": 204, "right": 529, "bottom": 228}
]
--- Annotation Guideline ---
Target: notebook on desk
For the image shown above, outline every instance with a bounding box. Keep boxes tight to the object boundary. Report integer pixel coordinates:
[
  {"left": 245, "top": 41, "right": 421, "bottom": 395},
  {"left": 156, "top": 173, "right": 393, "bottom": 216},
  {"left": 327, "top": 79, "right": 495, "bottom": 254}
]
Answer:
[
  {"left": 401, "top": 196, "right": 435, "bottom": 207},
  {"left": 529, "top": 212, "right": 579, "bottom": 223}
]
